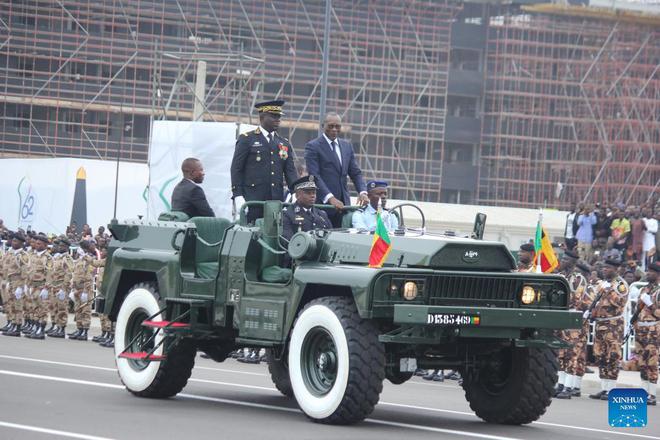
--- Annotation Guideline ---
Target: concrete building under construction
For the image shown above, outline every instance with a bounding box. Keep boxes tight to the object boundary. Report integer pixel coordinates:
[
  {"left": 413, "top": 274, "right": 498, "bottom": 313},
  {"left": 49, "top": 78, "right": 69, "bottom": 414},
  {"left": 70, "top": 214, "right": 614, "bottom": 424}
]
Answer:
[{"left": 1, "top": 0, "right": 658, "bottom": 208}]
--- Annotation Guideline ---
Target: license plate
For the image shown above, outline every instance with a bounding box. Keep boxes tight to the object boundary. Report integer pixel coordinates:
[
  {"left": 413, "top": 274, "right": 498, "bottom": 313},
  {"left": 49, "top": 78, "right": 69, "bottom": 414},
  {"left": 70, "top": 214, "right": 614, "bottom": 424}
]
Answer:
[{"left": 427, "top": 313, "right": 480, "bottom": 326}]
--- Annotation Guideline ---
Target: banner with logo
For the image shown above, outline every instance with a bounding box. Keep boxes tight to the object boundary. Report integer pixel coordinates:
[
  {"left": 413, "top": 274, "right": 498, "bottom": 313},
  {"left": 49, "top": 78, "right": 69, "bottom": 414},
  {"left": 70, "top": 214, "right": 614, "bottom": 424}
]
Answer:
[
  {"left": 0, "top": 158, "right": 148, "bottom": 235},
  {"left": 147, "top": 121, "right": 256, "bottom": 220}
]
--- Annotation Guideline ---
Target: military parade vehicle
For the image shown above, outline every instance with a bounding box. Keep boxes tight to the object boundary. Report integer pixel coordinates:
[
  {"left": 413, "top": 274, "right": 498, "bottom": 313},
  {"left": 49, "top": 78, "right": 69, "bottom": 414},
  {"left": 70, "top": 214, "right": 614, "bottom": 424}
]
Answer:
[{"left": 99, "top": 200, "right": 581, "bottom": 425}]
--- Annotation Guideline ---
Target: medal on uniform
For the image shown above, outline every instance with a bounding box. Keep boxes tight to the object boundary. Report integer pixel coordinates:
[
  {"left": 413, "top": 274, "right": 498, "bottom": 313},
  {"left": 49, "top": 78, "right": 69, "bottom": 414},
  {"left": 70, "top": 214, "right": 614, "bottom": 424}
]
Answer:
[{"left": 278, "top": 143, "right": 288, "bottom": 160}]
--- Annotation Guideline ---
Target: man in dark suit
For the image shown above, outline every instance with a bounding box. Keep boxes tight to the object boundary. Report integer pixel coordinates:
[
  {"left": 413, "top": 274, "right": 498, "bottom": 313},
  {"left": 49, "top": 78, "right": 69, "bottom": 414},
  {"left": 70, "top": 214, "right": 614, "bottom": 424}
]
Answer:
[
  {"left": 171, "top": 158, "right": 215, "bottom": 218},
  {"left": 230, "top": 100, "right": 298, "bottom": 224},
  {"left": 305, "top": 112, "right": 368, "bottom": 227}
]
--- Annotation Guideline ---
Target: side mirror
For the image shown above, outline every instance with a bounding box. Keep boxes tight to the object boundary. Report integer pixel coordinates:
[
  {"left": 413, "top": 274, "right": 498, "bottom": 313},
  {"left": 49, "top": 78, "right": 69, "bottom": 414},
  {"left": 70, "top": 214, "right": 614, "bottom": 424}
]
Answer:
[{"left": 472, "top": 213, "right": 486, "bottom": 240}]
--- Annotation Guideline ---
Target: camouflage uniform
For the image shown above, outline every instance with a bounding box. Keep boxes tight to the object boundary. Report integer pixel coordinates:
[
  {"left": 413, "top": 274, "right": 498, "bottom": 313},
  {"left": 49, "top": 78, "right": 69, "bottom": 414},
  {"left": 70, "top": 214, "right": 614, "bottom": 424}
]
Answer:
[
  {"left": 27, "top": 250, "right": 52, "bottom": 326},
  {"left": 96, "top": 262, "right": 112, "bottom": 333},
  {"left": 0, "top": 248, "right": 12, "bottom": 323},
  {"left": 21, "top": 248, "right": 35, "bottom": 323},
  {"left": 634, "top": 281, "right": 659, "bottom": 399},
  {"left": 564, "top": 271, "right": 592, "bottom": 377},
  {"left": 70, "top": 253, "right": 94, "bottom": 331},
  {"left": 2, "top": 248, "right": 29, "bottom": 327},
  {"left": 592, "top": 276, "right": 629, "bottom": 382},
  {"left": 48, "top": 251, "right": 73, "bottom": 329}
]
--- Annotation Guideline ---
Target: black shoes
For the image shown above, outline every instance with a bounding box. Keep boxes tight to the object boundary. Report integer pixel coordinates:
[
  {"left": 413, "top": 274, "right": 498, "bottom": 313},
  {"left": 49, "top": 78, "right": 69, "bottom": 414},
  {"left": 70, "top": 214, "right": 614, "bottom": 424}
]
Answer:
[
  {"left": 68, "top": 328, "right": 83, "bottom": 339},
  {"left": 49, "top": 326, "right": 65, "bottom": 338},
  {"left": 100, "top": 333, "right": 114, "bottom": 347},
  {"left": 3, "top": 323, "right": 22, "bottom": 337},
  {"left": 553, "top": 384, "right": 564, "bottom": 397},
  {"left": 0, "top": 321, "right": 12, "bottom": 332},
  {"left": 556, "top": 387, "right": 572, "bottom": 399},
  {"left": 93, "top": 331, "right": 109, "bottom": 343},
  {"left": 28, "top": 323, "right": 46, "bottom": 340},
  {"left": 589, "top": 390, "right": 608, "bottom": 400}
]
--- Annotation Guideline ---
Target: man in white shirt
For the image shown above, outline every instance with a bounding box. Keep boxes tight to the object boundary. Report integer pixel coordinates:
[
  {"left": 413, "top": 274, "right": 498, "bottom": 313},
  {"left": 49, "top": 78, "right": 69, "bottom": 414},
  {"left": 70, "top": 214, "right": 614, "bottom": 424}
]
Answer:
[
  {"left": 642, "top": 207, "right": 658, "bottom": 271},
  {"left": 352, "top": 181, "right": 398, "bottom": 232},
  {"left": 564, "top": 203, "right": 579, "bottom": 251}
]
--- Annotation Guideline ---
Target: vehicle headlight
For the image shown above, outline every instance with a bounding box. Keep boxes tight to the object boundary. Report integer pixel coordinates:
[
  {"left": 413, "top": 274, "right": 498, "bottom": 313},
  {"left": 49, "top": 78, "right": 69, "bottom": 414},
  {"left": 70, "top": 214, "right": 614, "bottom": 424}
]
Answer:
[
  {"left": 403, "top": 281, "right": 418, "bottom": 301},
  {"left": 521, "top": 285, "right": 536, "bottom": 305}
]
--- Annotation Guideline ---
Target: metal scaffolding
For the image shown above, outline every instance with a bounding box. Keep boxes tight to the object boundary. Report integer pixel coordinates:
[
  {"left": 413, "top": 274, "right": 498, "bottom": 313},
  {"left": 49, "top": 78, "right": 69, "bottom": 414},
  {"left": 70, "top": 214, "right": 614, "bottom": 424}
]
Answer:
[
  {"left": 0, "top": 0, "right": 658, "bottom": 208},
  {"left": 479, "top": 6, "right": 660, "bottom": 208}
]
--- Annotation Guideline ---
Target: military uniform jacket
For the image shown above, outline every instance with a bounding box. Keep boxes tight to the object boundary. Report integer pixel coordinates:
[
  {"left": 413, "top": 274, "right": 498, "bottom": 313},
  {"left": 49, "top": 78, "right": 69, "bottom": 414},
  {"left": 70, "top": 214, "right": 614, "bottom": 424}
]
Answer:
[
  {"left": 47, "top": 253, "right": 73, "bottom": 292},
  {"left": 3, "top": 248, "right": 28, "bottom": 287},
  {"left": 636, "top": 282, "right": 660, "bottom": 329},
  {"left": 563, "top": 270, "right": 589, "bottom": 311},
  {"left": 592, "top": 276, "right": 629, "bottom": 320},
  {"left": 71, "top": 255, "right": 94, "bottom": 291},
  {"left": 27, "top": 250, "right": 52, "bottom": 289},
  {"left": 231, "top": 128, "right": 298, "bottom": 201},
  {"left": 282, "top": 203, "right": 332, "bottom": 242}
]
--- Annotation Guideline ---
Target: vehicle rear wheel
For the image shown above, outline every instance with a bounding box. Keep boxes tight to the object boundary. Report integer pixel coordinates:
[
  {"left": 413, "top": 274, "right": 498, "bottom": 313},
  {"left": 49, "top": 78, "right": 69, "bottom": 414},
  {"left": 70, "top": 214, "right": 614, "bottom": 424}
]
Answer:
[
  {"left": 115, "top": 283, "right": 196, "bottom": 398},
  {"left": 461, "top": 346, "right": 557, "bottom": 424},
  {"left": 288, "top": 297, "right": 385, "bottom": 424},
  {"left": 266, "top": 349, "right": 293, "bottom": 397}
]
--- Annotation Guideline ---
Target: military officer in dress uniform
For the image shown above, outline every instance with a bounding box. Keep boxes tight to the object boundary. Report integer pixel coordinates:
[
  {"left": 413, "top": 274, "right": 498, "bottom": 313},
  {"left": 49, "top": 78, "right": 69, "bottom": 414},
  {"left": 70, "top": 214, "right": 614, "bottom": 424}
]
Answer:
[
  {"left": 633, "top": 261, "right": 660, "bottom": 405},
  {"left": 282, "top": 175, "right": 332, "bottom": 242},
  {"left": 587, "top": 257, "right": 629, "bottom": 400},
  {"left": 351, "top": 180, "right": 399, "bottom": 232},
  {"left": 516, "top": 243, "right": 535, "bottom": 272},
  {"left": 231, "top": 100, "right": 298, "bottom": 224}
]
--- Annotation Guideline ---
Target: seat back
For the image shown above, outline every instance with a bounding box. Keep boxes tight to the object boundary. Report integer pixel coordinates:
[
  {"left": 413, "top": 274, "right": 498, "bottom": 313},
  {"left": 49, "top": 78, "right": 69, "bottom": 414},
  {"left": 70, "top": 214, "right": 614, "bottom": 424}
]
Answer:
[
  {"left": 189, "top": 217, "right": 232, "bottom": 263},
  {"left": 260, "top": 201, "right": 283, "bottom": 270}
]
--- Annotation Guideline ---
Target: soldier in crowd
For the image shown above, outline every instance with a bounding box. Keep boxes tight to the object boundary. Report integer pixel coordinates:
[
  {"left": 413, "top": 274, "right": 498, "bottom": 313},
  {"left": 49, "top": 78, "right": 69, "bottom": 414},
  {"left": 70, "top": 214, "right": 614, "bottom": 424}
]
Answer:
[
  {"left": 352, "top": 180, "right": 399, "bottom": 232},
  {"left": 587, "top": 257, "right": 629, "bottom": 400},
  {"left": 633, "top": 261, "right": 660, "bottom": 405},
  {"left": 92, "top": 249, "right": 113, "bottom": 346},
  {"left": 556, "top": 255, "right": 592, "bottom": 399},
  {"left": 2, "top": 233, "right": 29, "bottom": 336},
  {"left": 516, "top": 243, "right": 535, "bottom": 272},
  {"left": 68, "top": 241, "right": 95, "bottom": 341},
  {"left": 47, "top": 237, "right": 74, "bottom": 338},
  {"left": 20, "top": 237, "right": 36, "bottom": 335},
  {"left": 25, "top": 234, "right": 52, "bottom": 340},
  {"left": 230, "top": 100, "right": 298, "bottom": 224}
]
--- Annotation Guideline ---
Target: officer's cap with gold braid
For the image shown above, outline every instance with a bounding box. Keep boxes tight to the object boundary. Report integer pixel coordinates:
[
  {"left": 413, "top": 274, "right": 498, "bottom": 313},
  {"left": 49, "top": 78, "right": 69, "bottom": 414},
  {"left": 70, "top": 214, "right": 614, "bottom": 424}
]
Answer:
[
  {"left": 255, "top": 100, "right": 285, "bottom": 115},
  {"left": 291, "top": 175, "right": 317, "bottom": 192}
]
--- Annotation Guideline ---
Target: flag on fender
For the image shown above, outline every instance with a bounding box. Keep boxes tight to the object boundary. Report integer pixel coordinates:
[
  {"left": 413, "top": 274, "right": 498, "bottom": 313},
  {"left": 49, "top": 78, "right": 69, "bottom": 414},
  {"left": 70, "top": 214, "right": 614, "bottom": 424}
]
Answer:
[
  {"left": 534, "top": 222, "right": 558, "bottom": 273},
  {"left": 368, "top": 209, "right": 392, "bottom": 268}
]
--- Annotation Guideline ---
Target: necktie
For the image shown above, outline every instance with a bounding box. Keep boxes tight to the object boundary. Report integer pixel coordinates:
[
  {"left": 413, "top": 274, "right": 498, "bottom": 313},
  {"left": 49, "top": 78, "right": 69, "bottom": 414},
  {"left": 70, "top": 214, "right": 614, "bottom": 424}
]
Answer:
[
  {"left": 268, "top": 133, "right": 273, "bottom": 144},
  {"left": 331, "top": 140, "right": 341, "bottom": 165}
]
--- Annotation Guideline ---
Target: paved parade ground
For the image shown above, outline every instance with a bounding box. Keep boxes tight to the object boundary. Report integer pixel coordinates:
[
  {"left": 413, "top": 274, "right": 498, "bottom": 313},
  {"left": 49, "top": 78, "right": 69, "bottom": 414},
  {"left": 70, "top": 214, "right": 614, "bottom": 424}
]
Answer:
[{"left": 0, "top": 325, "right": 658, "bottom": 440}]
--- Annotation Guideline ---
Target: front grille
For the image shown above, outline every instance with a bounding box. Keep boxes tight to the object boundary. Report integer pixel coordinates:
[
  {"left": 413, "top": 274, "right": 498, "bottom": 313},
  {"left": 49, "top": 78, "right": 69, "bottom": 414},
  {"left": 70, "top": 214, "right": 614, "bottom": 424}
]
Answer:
[{"left": 428, "top": 275, "right": 524, "bottom": 308}]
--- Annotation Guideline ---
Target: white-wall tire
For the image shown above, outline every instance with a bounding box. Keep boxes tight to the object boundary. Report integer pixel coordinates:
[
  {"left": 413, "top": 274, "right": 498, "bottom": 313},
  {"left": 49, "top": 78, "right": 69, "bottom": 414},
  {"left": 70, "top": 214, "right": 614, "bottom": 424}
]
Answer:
[
  {"left": 114, "top": 282, "right": 195, "bottom": 398},
  {"left": 288, "top": 297, "right": 384, "bottom": 424}
]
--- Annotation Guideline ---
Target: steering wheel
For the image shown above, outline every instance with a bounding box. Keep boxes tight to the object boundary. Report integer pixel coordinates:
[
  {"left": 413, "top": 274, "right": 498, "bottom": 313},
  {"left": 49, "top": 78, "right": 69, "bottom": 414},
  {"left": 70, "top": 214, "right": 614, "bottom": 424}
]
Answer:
[{"left": 387, "top": 203, "right": 426, "bottom": 234}]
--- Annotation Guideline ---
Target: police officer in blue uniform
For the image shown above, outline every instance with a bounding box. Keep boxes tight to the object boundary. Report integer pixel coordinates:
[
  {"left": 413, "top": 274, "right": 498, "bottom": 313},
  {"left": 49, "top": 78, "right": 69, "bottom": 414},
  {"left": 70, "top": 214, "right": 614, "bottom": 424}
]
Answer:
[
  {"left": 282, "top": 175, "right": 332, "bottom": 242},
  {"left": 351, "top": 180, "right": 398, "bottom": 232},
  {"left": 230, "top": 100, "right": 298, "bottom": 223}
]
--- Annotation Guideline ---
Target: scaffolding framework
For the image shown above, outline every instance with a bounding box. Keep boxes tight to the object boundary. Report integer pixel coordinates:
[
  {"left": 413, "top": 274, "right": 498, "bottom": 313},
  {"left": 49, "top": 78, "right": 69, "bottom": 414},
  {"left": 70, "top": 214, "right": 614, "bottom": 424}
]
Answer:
[
  {"left": 0, "top": 1, "right": 658, "bottom": 208},
  {"left": 479, "top": 10, "right": 660, "bottom": 208}
]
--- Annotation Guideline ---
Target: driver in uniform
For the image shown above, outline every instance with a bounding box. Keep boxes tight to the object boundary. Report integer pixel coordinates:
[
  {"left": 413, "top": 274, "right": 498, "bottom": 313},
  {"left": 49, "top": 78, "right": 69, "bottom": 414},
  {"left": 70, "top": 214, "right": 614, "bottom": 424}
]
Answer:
[
  {"left": 282, "top": 175, "right": 332, "bottom": 242},
  {"left": 351, "top": 180, "right": 398, "bottom": 232}
]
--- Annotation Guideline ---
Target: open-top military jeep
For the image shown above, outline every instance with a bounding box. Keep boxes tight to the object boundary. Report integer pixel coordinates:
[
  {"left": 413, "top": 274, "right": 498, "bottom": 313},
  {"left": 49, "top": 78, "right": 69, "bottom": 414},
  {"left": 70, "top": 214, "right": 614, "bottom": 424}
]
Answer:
[{"left": 100, "top": 200, "right": 581, "bottom": 425}]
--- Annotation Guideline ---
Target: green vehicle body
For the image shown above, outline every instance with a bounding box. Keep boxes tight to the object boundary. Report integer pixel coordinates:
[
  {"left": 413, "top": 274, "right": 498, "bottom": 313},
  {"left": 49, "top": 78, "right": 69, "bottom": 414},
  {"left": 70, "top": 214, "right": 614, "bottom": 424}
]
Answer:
[{"left": 101, "top": 200, "right": 580, "bottom": 359}]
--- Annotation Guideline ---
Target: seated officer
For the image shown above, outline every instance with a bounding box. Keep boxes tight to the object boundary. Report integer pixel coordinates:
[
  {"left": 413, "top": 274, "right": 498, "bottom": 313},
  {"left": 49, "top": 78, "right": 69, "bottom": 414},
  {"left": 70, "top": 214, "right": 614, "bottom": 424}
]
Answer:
[
  {"left": 352, "top": 180, "right": 399, "bottom": 232},
  {"left": 282, "top": 175, "right": 332, "bottom": 242}
]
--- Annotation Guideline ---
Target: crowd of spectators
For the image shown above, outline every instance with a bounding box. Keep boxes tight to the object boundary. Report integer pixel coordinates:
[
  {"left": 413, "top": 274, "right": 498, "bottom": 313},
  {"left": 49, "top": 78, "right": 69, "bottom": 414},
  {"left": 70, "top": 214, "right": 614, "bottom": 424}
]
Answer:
[
  {"left": 563, "top": 199, "right": 660, "bottom": 283},
  {"left": 0, "top": 220, "right": 111, "bottom": 251}
]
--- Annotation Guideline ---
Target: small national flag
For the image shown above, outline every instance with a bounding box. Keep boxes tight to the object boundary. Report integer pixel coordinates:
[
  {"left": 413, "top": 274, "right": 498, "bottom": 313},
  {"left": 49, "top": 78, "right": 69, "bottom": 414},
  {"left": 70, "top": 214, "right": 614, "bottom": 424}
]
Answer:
[
  {"left": 534, "top": 220, "right": 558, "bottom": 273},
  {"left": 368, "top": 209, "right": 392, "bottom": 268}
]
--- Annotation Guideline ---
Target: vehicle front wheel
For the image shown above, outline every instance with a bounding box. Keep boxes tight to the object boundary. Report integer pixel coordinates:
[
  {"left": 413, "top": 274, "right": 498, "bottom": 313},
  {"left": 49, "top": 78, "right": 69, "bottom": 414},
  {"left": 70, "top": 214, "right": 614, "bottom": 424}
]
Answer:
[
  {"left": 114, "top": 283, "right": 196, "bottom": 398},
  {"left": 461, "top": 346, "right": 557, "bottom": 424},
  {"left": 288, "top": 297, "right": 385, "bottom": 424}
]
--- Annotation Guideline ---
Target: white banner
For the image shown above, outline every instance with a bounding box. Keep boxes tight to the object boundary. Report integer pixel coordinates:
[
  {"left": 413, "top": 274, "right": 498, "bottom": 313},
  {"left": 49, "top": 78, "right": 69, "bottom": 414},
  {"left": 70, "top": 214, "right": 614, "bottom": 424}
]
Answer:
[
  {"left": 0, "top": 158, "right": 148, "bottom": 234},
  {"left": 147, "top": 120, "right": 255, "bottom": 220}
]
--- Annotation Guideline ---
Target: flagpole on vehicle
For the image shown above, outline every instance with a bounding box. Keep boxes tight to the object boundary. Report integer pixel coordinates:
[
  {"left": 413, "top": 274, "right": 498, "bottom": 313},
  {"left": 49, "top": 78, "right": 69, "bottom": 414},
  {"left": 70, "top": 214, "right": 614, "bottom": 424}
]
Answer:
[{"left": 536, "top": 209, "right": 543, "bottom": 273}]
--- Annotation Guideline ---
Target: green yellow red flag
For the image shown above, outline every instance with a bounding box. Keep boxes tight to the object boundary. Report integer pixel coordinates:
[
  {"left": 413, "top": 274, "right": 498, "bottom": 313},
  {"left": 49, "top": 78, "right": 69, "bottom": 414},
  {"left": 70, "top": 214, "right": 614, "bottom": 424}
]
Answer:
[
  {"left": 368, "top": 209, "right": 392, "bottom": 268},
  {"left": 534, "top": 219, "right": 558, "bottom": 273}
]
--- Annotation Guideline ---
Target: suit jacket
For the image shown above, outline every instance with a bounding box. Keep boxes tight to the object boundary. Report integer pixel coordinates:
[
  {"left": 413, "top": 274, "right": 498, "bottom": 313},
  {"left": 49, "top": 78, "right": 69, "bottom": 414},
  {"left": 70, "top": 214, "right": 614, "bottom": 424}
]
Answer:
[
  {"left": 171, "top": 179, "right": 215, "bottom": 218},
  {"left": 304, "top": 135, "right": 366, "bottom": 206},
  {"left": 230, "top": 128, "right": 298, "bottom": 202}
]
